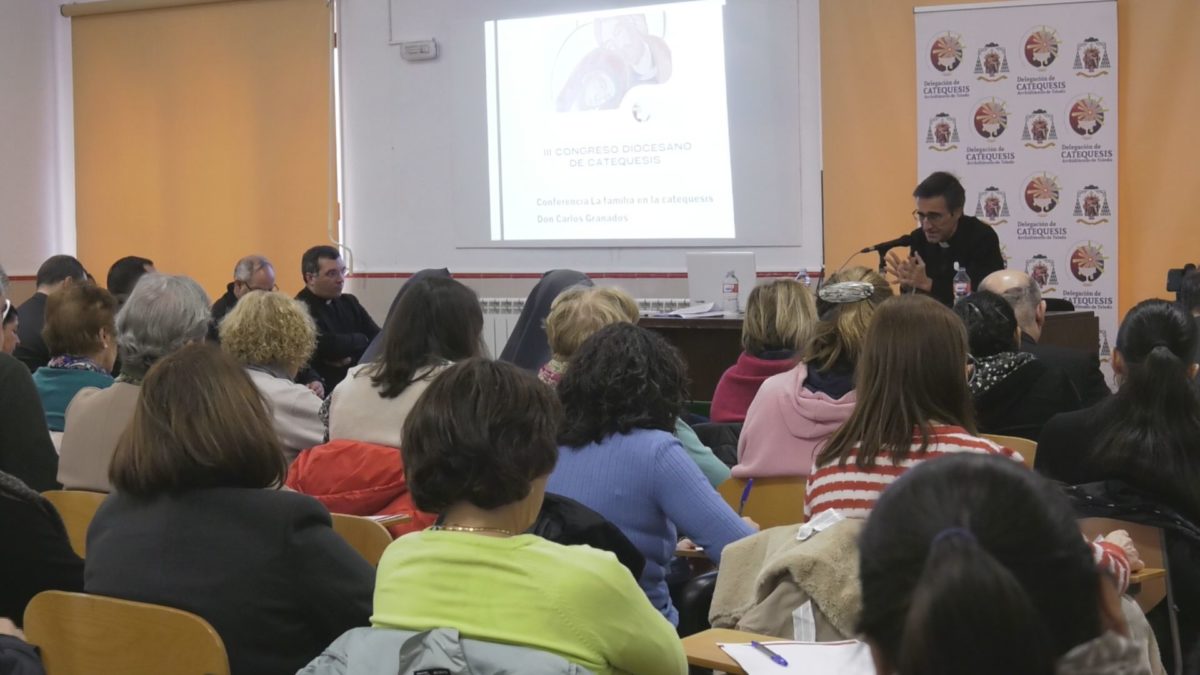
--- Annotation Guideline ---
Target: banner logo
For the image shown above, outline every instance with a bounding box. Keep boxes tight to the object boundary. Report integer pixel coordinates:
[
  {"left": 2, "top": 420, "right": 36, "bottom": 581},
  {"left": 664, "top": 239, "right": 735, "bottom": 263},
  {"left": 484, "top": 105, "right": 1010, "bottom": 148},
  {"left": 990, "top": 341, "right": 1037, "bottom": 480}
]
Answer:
[
  {"left": 1073, "top": 185, "right": 1112, "bottom": 225},
  {"left": 926, "top": 113, "right": 960, "bottom": 151},
  {"left": 973, "top": 97, "right": 1009, "bottom": 140},
  {"left": 974, "top": 186, "right": 1010, "bottom": 225},
  {"left": 1023, "top": 26, "right": 1061, "bottom": 70},
  {"left": 974, "top": 43, "right": 1010, "bottom": 81},
  {"left": 1069, "top": 241, "right": 1107, "bottom": 284},
  {"left": 1068, "top": 94, "right": 1107, "bottom": 136},
  {"left": 1073, "top": 37, "right": 1111, "bottom": 77},
  {"left": 1026, "top": 254, "right": 1059, "bottom": 292},
  {"left": 1024, "top": 172, "right": 1061, "bottom": 214},
  {"left": 1021, "top": 109, "right": 1058, "bottom": 148},
  {"left": 930, "top": 32, "right": 965, "bottom": 73}
]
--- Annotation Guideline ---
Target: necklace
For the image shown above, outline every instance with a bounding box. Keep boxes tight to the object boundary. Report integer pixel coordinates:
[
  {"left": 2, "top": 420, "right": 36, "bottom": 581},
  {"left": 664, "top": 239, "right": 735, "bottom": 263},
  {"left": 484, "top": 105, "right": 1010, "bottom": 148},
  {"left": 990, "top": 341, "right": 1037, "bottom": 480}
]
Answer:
[{"left": 433, "top": 523, "right": 517, "bottom": 536}]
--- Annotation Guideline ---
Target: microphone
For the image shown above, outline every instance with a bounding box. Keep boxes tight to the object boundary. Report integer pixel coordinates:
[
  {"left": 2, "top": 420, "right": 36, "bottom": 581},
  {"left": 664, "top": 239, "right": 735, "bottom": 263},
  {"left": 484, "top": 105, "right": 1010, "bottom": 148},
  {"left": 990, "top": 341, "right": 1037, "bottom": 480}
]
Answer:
[{"left": 860, "top": 234, "right": 913, "bottom": 254}]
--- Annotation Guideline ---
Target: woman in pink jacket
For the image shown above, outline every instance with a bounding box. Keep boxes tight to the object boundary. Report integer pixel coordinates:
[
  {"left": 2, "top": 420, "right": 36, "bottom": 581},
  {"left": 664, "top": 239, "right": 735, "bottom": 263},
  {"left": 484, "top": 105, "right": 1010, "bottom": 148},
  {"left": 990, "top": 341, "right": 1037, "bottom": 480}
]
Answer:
[{"left": 733, "top": 267, "right": 891, "bottom": 479}]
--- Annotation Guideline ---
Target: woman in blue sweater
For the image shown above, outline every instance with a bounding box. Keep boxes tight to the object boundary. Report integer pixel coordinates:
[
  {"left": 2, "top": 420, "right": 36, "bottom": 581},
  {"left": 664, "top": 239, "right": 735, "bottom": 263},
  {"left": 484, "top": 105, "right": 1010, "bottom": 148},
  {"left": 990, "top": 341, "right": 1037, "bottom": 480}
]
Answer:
[{"left": 548, "top": 323, "right": 756, "bottom": 625}]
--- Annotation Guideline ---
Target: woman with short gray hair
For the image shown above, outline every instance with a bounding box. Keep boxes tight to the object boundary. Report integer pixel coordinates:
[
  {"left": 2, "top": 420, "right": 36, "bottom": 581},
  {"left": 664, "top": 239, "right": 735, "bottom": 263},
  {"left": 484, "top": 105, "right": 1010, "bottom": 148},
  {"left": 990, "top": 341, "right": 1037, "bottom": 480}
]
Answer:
[{"left": 58, "top": 274, "right": 211, "bottom": 491}]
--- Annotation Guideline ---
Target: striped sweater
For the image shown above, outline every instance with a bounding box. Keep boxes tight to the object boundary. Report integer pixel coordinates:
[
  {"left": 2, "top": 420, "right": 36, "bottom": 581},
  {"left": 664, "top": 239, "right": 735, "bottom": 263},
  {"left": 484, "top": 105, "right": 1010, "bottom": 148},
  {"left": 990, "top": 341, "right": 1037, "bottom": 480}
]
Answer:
[{"left": 805, "top": 424, "right": 1130, "bottom": 591}]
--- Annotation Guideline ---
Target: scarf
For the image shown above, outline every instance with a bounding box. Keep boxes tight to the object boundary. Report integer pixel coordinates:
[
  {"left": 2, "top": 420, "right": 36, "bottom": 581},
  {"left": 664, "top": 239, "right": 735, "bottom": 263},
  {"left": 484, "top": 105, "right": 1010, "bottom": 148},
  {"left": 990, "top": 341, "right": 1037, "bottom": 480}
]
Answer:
[
  {"left": 969, "top": 351, "right": 1035, "bottom": 396},
  {"left": 47, "top": 354, "right": 109, "bottom": 376}
]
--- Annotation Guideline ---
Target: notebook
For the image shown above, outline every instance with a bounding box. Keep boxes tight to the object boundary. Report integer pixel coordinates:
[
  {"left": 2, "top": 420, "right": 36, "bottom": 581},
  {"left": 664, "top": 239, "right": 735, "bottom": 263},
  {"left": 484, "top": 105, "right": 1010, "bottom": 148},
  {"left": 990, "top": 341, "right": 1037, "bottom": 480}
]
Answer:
[{"left": 718, "top": 640, "right": 874, "bottom": 675}]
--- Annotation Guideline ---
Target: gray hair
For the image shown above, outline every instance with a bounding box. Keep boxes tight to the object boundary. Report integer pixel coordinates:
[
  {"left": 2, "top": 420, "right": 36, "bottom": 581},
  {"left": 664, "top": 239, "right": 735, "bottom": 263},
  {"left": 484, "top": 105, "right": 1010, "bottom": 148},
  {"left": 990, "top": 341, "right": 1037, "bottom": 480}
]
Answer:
[
  {"left": 999, "top": 275, "right": 1042, "bottom": 330},
  {"left": 0, "top": 263, "right": 9, "bottom": 297},
  {"left": 233, "top": 255, "right": 272, "bottom": 284},
  {"left": 116, "top": 274, "right": 211, "bottom": 379}
]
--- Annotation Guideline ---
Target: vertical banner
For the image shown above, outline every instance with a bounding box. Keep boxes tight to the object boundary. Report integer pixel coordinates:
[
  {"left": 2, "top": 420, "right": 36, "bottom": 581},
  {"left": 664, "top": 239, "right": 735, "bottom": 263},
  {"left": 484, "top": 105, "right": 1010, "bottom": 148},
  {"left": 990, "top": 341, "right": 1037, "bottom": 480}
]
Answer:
[{"left": 916, "top": 0, "right": 1118, "bottom": 378}]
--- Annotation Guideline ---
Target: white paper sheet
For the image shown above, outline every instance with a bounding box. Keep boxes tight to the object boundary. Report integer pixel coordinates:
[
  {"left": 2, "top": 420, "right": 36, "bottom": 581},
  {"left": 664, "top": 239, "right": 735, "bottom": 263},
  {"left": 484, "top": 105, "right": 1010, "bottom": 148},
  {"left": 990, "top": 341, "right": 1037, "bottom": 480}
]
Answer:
[{"left": 718, "top": 640, "right": 875, "bottom": 675}]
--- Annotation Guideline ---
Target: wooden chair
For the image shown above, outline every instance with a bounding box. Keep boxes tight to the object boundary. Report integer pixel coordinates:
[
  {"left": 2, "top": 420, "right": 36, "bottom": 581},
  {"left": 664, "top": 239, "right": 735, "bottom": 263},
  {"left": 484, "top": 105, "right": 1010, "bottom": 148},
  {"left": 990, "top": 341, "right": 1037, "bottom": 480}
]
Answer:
[
  {"left": 331, "top": 513, "right": 394, "bottom": 566},
  {"left": 980, "top": 433, "right": 1037, "bottom": 468},
  {"left": 716, "top": 477, "right": 806, "bottom": 530},
  {"left": 41, "top": 490, "right": 107, "bottom": 558},
  {"left": 23, "top": 591, "right": 229, "bottom": 675}
]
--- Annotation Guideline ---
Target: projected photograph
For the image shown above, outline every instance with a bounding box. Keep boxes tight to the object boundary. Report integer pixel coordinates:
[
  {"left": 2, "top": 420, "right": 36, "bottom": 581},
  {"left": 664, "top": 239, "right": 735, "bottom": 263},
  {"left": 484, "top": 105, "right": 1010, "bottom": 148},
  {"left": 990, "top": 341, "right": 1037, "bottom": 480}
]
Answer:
[
  {"left": 554, "top": 13, "right": 674, "bottom": 112},
  {"left": 484, "top": 0, "right": 735, "bottom": 242}
]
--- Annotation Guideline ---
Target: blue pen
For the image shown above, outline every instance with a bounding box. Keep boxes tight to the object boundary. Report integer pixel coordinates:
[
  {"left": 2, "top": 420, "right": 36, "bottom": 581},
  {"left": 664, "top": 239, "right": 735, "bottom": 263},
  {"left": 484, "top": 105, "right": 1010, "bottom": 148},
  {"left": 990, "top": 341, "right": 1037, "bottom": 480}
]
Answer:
[
  {"left": 750, "top": 640, "right": 788, "bottom": 667},
  {"left": 738, "top": 478, "right": 755, "bottom": 516}
]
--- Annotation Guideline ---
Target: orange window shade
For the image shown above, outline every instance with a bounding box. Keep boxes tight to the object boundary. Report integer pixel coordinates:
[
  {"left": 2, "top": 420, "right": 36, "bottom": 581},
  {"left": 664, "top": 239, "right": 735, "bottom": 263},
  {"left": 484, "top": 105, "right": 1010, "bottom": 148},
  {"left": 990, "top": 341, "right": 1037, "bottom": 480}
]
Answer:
[{"left": 69, "top": 0, "right": 334, "bottom": 300}]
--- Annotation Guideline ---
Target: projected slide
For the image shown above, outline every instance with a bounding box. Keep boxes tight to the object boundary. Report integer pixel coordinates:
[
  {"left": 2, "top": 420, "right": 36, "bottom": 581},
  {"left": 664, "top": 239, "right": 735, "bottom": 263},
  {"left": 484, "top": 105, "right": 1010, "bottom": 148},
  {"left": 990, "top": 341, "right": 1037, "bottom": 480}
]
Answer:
[{"left": 484, "top": 0, "right": 735, "bottom": 241}]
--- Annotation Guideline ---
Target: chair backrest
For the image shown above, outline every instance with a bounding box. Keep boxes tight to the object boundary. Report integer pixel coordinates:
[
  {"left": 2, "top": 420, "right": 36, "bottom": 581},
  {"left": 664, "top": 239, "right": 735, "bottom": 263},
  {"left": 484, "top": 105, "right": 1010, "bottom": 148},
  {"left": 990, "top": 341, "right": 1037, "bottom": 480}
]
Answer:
[
  {"left": 1078, "top": 517, "right": 1168, "bottom": 614},
  {"left": 23, "top": 591, "right": 229, "bottom": 675},
  {"left": 980, "top": 433, "right": 1037, "bottom": 468},
  {"left": 331, "top": 513, "right": 394, "bottom": 567},
  {"left": 716, "top": 477, "right": 806, "bottom": 529},
  {"left": 41, "top": 490, "right": 107, "bottom": 558}
]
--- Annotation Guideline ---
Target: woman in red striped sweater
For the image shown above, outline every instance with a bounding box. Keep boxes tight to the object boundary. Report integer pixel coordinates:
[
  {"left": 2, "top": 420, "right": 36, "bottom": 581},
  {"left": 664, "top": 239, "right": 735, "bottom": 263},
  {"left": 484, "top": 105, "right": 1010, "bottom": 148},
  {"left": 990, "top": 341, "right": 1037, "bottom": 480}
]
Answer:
[{"left": 805, "top": 294, "right": 1135, "bottom": 588}]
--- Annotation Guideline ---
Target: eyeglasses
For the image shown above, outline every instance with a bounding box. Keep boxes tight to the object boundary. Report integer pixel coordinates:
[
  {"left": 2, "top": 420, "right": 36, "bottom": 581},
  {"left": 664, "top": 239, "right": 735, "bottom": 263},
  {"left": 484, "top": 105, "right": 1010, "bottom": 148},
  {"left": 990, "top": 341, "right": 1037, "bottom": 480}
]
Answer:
[
  {"left": 966, "top": 354, "right": 978, "bottom": 385},
  {"left": 321, "top": 267, "right": 348, "bottom": 280},
  {"left": 1, "top": 299, "right": 11, "bottom": 323},
  {"left": 913, "top": 209, "right": 949, "bottom": 225}
]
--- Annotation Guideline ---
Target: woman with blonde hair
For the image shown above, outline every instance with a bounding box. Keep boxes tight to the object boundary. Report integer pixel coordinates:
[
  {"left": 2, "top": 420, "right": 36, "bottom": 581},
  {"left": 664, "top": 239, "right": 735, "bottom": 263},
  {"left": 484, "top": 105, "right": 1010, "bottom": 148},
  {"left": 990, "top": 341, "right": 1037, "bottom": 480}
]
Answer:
[
  {"left": 538, "top": 286, "right": 640, "bottom": 386},
  {"left": 86, "top": 344, "right": 373, "bottom": 675},
  {"left": 734, "top": 267, "right": 891, "bottom": 478},
  {"left": 219, "top": 290, "right": 322, "bottom": 461},
  {"left": 711, "top": 279, "right": 816, "bottom": 423}
]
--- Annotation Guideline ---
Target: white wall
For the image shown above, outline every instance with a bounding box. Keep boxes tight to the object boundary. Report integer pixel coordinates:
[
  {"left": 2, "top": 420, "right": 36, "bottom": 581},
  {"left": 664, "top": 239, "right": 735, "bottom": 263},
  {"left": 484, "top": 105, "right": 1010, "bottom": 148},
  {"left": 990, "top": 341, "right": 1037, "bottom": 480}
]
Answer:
[{"left": 0, "top": 0, "right": 74, "bottom": 277}]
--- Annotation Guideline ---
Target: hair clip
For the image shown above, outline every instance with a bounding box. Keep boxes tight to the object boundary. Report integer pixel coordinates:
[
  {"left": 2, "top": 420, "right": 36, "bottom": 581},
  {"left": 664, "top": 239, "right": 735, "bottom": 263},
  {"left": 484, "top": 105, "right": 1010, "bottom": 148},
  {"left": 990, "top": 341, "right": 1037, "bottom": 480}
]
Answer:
[{"left": 817, "top": 281, "right": 875, "bottom": 305}]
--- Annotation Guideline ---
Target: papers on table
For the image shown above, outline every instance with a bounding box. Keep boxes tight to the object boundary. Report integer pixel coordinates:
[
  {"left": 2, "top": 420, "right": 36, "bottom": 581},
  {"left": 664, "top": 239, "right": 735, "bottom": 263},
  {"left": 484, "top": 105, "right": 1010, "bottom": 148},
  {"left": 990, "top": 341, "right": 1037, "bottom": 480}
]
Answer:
[
  {"left": 653, "top": 302, "right": 726, "bottom": 318},
  {"left": 718, "top": 640, "right": 874, "bottom": 674}
]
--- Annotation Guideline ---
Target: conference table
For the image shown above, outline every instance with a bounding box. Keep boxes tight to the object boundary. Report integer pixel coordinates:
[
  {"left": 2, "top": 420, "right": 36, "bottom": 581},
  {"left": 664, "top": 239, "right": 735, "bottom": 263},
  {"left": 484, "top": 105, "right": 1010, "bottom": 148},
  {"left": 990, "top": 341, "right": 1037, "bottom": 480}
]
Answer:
[{"left": 642, "top": 311, "right": 1099, "bottom": 401}]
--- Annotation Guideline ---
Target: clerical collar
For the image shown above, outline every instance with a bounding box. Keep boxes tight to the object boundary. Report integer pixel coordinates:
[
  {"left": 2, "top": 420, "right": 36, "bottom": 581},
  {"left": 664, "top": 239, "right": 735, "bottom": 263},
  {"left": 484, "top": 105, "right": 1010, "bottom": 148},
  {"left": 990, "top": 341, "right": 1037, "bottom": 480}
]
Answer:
[{"left": 939, "top": 241, "right": 950, "bottom": 248}]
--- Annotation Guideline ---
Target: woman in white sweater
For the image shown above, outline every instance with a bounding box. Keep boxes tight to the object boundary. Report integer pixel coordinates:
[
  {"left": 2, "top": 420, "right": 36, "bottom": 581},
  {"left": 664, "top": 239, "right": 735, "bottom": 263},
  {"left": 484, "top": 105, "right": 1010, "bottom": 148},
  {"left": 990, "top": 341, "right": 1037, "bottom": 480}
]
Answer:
[
  {"left": 327, "top": 276, "right": 484, "bottom": 448},
  {"left": 219, "top": 291, "right": 323, "bottom": 462}
]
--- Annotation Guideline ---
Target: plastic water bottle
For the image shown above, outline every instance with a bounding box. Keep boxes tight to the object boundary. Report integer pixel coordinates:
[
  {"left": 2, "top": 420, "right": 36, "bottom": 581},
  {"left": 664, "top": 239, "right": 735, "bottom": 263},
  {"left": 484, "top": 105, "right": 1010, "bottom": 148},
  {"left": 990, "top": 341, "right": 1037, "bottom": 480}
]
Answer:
[
  {"left": 722, "top": 271, "right": 740, "bottom": 313},
  {"left": 797, "top": 268, "right": 811, "bottom": 287},
  {"left": 952, "top": 262, "right": 971, "bottom": 306}
]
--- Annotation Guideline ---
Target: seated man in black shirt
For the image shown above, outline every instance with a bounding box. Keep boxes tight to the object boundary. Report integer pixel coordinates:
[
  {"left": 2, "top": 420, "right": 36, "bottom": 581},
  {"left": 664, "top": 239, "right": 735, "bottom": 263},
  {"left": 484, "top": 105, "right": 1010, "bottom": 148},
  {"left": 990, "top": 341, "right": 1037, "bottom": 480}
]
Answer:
[
  {"left": 295, "top": 246, "right": 380, "bottom": 390},
  {"left": 886, "top": 171, "right": 1005, "bottom": 306}
]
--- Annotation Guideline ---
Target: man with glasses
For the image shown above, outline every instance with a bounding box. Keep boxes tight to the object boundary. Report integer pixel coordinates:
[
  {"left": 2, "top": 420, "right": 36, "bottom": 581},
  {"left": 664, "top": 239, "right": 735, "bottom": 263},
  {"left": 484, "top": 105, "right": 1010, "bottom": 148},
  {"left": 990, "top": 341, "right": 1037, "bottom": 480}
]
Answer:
[
  {"left": 295, "top": 246, "right": 380, "bottom": 390},
  {"left": 211, "top": 254, "right": 278, "bottom": 325},
  {"left": 886, "top": 171, "right": 1004, "bottom": 306}
]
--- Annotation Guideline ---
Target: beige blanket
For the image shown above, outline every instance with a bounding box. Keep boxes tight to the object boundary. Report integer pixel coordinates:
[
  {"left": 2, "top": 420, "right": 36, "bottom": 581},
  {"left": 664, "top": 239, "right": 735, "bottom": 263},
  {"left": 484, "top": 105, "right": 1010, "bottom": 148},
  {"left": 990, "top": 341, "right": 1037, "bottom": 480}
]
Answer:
[{"left": 709, "top": 518, "right": 864, "bottom": 639}]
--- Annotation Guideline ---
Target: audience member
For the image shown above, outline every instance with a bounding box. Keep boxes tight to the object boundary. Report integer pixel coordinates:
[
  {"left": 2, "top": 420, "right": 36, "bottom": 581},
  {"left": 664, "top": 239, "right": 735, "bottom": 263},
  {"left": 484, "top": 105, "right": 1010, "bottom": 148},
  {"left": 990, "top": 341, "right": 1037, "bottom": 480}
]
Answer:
[
  {"left": 549, "top": 323, "right": 756, "bottom": 624},
  {"left": 32, "top": 283, "right": 118, "bottom": 431},
  {"left": 219, "top": 291, "right": 322, "bottom": 462},
  {"left": 806, "top": 294, "right": 1024, "bottom": 519},
  {"left": 105, "top": 255, "right": 155, "bottom": 307},
  {"left": 372, "top": 358, "right": 686, "bottom": 675},
  {"left": 0, "top": 470, "right": 83, "bottom": 625},
  {"left": 1, "top": 296, "right": 17, "bottom": 355},
  {"left": 14, "top": 255, "right": 88, "bottom": 372},
  {"left": 953, "top": 290, "right": 1080, "bottom": 440},
  {"left": 711, "top": 279, "right": 816, "bottom": 423},
  {"left": 326, "top": 276, "right": 483, "bottom": 447},
  {"left": 210, "top": 254, "right": 276, "bottom": 324},
  {"left": 981, "top": 269, "right": 1111, "bottom": 405},
  {"left": 58, "top": 274, "right": 209, "bottom": 492},
  {"left": 360, "top": 267, "right": 450, "bottom": 364},
  {"left": 295, "top": 246, "right": 379, "bottom": 389},
  {"left": 804, "top": 294, "right": 1131, "bottom": 588},
  {"left": 859, "top": 454, "right": 1147, "bottom": 675},
  {"left": 539, "top": 285, "right": 638, "bottom": 387},
  {"left": 734, "top": 267, "right": 891, "bottom": 478},
  {"left": 0, "top": 265, "right": 59, "bottom": 490},
  {"left": 86, "top": 344, "right": 373, "bottom": 675},
  {"left": 538, "top": 285, "right": 730, "bottom": 487},
  {"left": 1037, "top": 299, "right": 1200, "bottom": 524},
  {"left": 500, "top": 269, "right": 592, "bottom": 371}
]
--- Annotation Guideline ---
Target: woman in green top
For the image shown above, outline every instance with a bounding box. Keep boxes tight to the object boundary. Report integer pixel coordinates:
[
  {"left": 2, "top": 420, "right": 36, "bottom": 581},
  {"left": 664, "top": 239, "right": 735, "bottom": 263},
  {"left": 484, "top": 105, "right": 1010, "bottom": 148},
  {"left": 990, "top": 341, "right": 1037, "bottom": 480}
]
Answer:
[
  {"left": 32, "top": 283, "right": 117, "bottom": 431},
  {"left": 373, "top": 358, "right": 687, "bottom": 675}
]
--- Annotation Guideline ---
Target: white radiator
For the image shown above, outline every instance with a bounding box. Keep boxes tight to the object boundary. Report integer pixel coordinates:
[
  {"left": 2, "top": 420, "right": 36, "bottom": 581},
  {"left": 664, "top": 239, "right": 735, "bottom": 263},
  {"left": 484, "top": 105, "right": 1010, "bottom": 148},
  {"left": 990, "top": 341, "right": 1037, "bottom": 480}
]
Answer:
[{"left": 478, "top": 297, "right": 692, "bottom": 358}]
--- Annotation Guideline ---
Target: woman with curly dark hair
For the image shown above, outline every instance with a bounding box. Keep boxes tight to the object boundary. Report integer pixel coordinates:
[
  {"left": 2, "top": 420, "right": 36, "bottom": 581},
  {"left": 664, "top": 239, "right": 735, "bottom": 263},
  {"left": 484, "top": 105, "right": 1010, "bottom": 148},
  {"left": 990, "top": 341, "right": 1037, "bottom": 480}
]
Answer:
[{"left": 548, "top": 322, "right": 756, "bottom": 625}]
